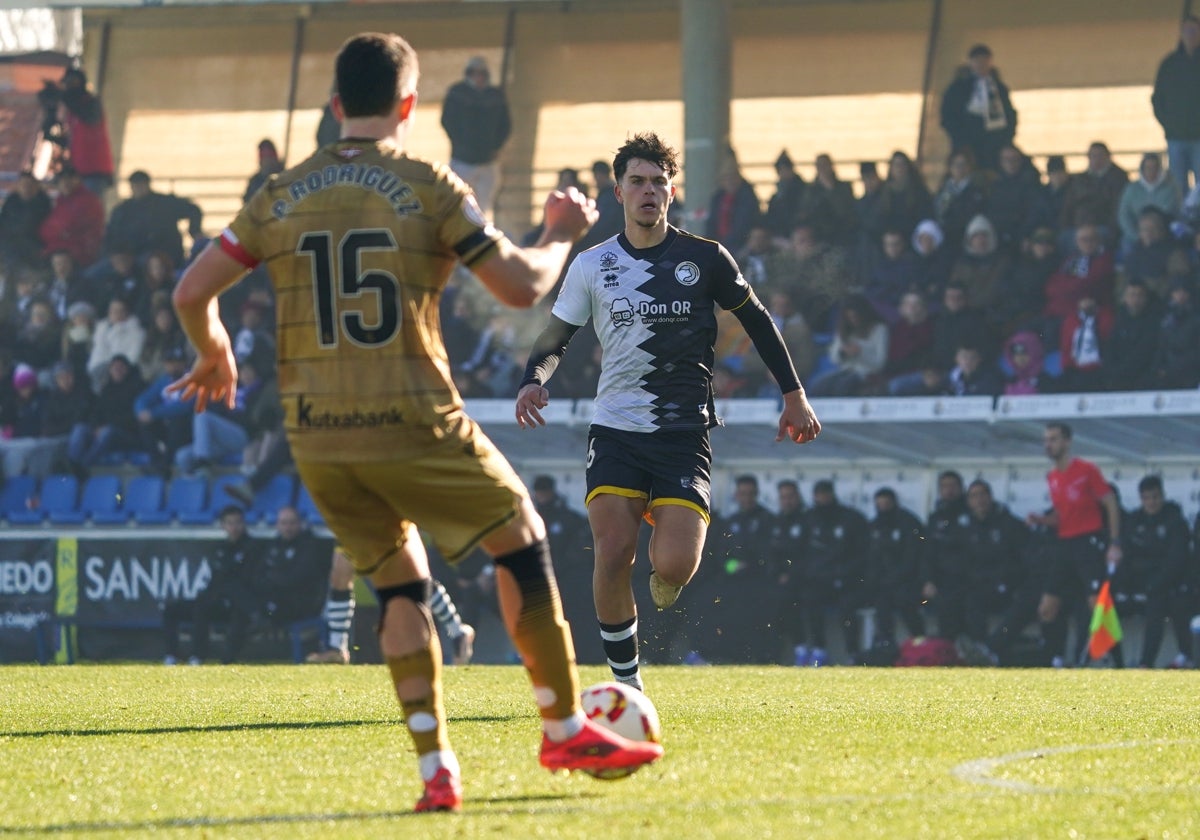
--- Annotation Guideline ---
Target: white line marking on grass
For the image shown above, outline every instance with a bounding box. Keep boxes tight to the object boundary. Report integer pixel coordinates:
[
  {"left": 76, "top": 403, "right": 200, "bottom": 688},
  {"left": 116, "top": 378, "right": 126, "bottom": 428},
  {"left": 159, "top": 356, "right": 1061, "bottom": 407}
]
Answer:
[{"left": 952, "top": 738, "right": 1200, "bottom": 794}]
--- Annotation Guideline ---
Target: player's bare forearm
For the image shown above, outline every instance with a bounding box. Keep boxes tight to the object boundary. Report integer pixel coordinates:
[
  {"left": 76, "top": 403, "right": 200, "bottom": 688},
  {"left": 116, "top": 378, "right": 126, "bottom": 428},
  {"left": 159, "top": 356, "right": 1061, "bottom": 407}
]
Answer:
[
  {"left": 474, "top": 188, "right": 596, "bottom": 308},
  {"left": 173, "top": 243, "right": 247, "bottom": 357},
  {"left": 776, "top": 388, "right": 821, "bottom": 444},
  {"left": 171, "top": 243, "right": 246, "bottom": 411}
]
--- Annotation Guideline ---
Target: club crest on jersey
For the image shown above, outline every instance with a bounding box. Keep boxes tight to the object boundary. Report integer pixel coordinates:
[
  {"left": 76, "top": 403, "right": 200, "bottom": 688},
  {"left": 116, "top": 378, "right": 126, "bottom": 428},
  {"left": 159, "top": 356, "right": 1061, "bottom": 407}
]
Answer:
[
  {"left": 675, "top": 261, "right": 700, "bottom": 286},
  {"left": 610, "top": 297, "right": 635, "bottom": 327},
  {"left": 599, "top": 251, "right": 619, "bottom": 269},
  {"left": 338, "top": 148, "right": 364, "bottom": 159}
]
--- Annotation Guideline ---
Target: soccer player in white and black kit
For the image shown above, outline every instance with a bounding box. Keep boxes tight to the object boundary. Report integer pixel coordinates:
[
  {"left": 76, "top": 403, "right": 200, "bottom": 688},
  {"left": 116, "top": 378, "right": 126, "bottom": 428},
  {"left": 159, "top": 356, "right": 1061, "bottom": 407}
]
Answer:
[{"left": 516, "top": 133, "right": 821, "bottom": 691}]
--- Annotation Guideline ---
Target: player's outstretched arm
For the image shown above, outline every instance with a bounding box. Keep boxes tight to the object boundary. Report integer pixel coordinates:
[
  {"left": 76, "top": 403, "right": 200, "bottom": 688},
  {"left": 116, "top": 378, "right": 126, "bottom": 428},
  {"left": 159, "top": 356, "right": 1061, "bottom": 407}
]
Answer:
[
  {"left": 170, "top": 242, "right": 248, "bottom": 412},
  {"left": 777, "top": 388, "right": 821, "bottom": 444},
  {"left": 472, "top": 187, "right": 596, "bottom": 308}
]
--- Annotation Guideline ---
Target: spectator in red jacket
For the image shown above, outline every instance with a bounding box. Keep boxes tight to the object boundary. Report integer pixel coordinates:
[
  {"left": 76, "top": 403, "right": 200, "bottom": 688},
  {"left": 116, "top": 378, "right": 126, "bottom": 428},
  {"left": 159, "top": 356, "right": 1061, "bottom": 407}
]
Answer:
[
  {"left": 58, "top": 68, "right": 114, "bottom": 195},
  {"left": 38, "top": 165, "right": 104, "bottom": 269},
  {"left": 1042, "top": 224, "right": 1115, "bottom": 338}
]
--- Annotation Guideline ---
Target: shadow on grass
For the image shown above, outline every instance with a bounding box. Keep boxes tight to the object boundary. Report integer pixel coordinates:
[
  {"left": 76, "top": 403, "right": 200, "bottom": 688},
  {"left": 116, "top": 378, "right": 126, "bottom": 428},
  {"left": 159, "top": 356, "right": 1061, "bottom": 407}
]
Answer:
[
  {"left": 0, "top": 793, "right": 598, "bottom": 834},
  {"left": 3, "top": 714, "right": 518, "bottom": 740}
]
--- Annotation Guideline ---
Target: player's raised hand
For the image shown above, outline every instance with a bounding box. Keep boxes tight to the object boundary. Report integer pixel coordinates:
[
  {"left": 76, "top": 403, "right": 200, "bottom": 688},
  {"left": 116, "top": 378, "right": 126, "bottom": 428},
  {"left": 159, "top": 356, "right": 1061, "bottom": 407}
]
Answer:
[
  {"left": 515, "top": 383, "right": 551, "bottom": 428},
  {"left": 542, "top": 186, "right": 598, "bottom": 243},
  {"left": 776, "top": 389, "right": 821, "bottom": 444},
  {"left": 167, "top": 341, "right": 238, "bottom": 413}
]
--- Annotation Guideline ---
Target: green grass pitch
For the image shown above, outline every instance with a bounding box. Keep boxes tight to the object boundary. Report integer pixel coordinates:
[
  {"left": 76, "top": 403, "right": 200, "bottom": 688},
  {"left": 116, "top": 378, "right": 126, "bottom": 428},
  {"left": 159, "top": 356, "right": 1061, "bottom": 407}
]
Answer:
[{"left": 3, "top": 664, "right": 1198, "bottom": 838}]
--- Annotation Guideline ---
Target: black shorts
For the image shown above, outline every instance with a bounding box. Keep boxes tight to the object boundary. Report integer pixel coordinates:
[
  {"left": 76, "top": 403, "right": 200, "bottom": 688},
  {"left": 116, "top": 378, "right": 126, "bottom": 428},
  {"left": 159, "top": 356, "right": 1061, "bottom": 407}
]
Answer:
[
  {"left": 585, "top": 424, "right": 712, "bottom": 523},
  {"left": 1047, "top": 531, "right": 1108, "bottom": 598}
]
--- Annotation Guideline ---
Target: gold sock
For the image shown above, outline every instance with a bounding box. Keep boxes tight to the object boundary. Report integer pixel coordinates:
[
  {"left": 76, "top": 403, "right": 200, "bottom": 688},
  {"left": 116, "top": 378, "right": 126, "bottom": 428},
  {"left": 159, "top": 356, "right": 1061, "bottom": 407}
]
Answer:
[
  {"left": 385, "top": 624, "right": 450, "bottom": 757},
  {"left": 512, "top": 577, "right": 580, "bottom": 721}
]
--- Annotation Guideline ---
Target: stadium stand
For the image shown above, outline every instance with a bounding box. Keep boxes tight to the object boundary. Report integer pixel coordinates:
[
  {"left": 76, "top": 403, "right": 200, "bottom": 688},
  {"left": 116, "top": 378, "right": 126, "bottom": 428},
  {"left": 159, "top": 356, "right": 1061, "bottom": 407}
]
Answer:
[
  {"left": 123, "top": 474, "right": 167, "bottom": 525},
  {"left": 0, "top": 474, "right": 37, "bottom": 524},
  {"left": 165, "top": 475, "right": 208, "bottom": 526},
  {"left": 81, "top": 474, "right": 126, "bottom": 525}
]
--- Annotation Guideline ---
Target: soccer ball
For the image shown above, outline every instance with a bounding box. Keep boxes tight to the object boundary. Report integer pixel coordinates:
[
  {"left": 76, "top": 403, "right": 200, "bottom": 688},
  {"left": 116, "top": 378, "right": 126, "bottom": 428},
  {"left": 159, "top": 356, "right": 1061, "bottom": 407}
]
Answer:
[{"left": 579, "top": 681, "right": 662, "bottom": 779}]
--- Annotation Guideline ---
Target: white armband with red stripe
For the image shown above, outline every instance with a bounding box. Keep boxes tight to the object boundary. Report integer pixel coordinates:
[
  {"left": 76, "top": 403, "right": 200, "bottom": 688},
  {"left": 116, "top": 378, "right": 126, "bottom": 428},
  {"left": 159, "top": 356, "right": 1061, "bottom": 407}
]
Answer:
[{"left": 219, "top": 228, "right": 260, "bottom": 269}]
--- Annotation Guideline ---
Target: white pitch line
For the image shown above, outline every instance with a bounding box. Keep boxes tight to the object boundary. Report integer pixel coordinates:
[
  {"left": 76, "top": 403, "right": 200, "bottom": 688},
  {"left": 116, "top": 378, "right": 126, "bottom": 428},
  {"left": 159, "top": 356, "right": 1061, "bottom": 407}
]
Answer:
[{"left": 952, "top": 738, "right": 1200, "bottom": 794}]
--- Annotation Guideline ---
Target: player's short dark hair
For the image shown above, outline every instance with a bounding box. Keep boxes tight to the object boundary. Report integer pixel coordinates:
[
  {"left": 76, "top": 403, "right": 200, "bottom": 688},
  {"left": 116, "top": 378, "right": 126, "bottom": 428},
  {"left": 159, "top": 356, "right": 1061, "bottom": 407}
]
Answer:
[
  {"left": 874, "top": 487, "right": 896, "bottom": 502},
  {"left": 1046, "top": 421, "right": 1072, "bottom": 439},
  {"left": 1138, "top": 474, "right": 1164, "bottom": 494},
  {"left": 532, "top": 475, "right": 556, "bottom": 492},
  {"left": 335, "top": 32, "right": 418, "bottom": 119},
  {"left": 218, "top": 504, "right": 245, "bottom": 521},
  {"left": 613, "top": 132, "right": 679, "bottom": 182},
  {"left": 777, "top": 479, "right": 798, "bottom": 492},
  {"left": 735, "top": 474, "right": 759, "bottom": 489}
]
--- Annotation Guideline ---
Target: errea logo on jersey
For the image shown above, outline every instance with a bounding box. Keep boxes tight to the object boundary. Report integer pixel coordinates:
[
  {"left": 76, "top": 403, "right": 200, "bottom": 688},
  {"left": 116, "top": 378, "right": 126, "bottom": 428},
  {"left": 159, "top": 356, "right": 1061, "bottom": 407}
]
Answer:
[{"left": 675, "top": 261, "right": 700, "bottom": 286}]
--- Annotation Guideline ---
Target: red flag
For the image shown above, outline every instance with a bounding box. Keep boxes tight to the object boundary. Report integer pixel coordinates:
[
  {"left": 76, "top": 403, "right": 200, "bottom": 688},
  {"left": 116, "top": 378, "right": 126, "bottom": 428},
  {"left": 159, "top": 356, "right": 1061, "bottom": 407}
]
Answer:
[{"left": 1088, "top": 580, "right": 1123, "bottom": 660}]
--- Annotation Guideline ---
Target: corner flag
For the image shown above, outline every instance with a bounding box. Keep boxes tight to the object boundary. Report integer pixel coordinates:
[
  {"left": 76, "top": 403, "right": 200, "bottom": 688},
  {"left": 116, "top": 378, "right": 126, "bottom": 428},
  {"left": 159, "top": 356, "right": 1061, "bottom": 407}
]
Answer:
[{"left": 1088, "top": 579, "right": 1123, "bottom": 660}]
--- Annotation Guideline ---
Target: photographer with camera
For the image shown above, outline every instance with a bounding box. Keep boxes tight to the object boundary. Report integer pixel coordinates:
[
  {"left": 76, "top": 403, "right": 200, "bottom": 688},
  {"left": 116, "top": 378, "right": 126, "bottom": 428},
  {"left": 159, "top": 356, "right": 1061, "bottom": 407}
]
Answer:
[{"left": 44, "top": 68, "right": 114, "bottom": 196}]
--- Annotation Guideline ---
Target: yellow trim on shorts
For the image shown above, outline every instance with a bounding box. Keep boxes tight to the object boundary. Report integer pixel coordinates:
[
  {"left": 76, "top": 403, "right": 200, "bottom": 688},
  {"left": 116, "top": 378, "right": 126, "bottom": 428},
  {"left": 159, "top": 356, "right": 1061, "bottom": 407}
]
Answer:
[
  {"left": 584, "top": 487, "right": 711, "bottom": 527},
  {"left": 585, "top": 485, "right": 650, "bottom": 508},
  {"left": 646, "top": 497, "right": 711, "bottom": 526}
]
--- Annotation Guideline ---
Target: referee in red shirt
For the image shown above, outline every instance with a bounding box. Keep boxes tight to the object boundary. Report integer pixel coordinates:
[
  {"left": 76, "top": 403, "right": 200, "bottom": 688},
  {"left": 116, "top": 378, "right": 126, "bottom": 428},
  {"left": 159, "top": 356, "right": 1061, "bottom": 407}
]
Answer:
[{"left": 1027, "top": 422, "right": 1124, "bottom": 666}]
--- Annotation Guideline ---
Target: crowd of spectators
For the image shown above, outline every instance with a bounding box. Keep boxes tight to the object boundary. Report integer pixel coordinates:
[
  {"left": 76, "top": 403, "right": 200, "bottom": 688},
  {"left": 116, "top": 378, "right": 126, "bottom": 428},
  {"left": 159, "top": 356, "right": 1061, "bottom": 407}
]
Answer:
[
  {"left": 0, "top": 93, "right": 283, "bottom": 482},
  {"left": 6, "top": 31, "right": 1200, "bottom": 486}
]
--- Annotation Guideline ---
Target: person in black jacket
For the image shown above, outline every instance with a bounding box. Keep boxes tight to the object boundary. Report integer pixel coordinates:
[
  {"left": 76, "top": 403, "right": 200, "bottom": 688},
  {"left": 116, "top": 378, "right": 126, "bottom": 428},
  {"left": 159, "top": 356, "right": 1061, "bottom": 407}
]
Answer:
[
  {"left": 0, "top": 171, "right": 51, "bottom": 272},
  {"left": 1153, "top": 15, "right": 1200, "bottom": 196},
  {"left": 440, "top": 56, "right": 511, "bottom": 221},
  {"left": 922, "top": 470, "right": 970, "bottom": 588},
  {"left": 935, "top": 480, "right": 1027, "bottom": 647},
  {"left": 161, "top": 505, "right": 262, "bottom": 665},
  {"left": 65, "top": 354, "right": 144, "bottom": 478},
  {"left": 985, "top": 508, "right": 1060, "bottom": 666},
  {"left": 254, "top": 505, "right": 332, "bottom": 629},
  {"left": 863, "top": 487, "right": 927, "bottom": 649},
  {"left": 104, "top": 171, "right": 203, "bottom": 267},
  {"left": 939, "top": 44, "right": 1018, "bottom": 172},
  {"left": 1105, "top": 280, "right": 1164, "bottom": 391},
  {"left": 693, "top": 474, "right": 778, "bottom": 663},
  {"left": 797, "top": 479, "right": 869, "bottom": 665},
  {"left": 1123, "top": 475, "right": 1195, "bottom": 668}
]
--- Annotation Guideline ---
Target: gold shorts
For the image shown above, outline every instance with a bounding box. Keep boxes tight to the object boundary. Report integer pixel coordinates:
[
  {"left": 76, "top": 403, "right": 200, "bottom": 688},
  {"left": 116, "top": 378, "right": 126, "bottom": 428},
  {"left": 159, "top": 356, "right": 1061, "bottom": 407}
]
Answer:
[{"left": 295, "top": 421, "right": 524, "bottom": 575}]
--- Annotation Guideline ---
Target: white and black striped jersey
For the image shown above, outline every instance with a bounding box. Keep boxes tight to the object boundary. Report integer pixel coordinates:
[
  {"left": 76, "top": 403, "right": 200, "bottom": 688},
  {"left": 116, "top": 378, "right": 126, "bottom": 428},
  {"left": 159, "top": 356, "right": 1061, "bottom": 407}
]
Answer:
[{"left": 552, "top": 226, "right": 752, "bottom": 432}]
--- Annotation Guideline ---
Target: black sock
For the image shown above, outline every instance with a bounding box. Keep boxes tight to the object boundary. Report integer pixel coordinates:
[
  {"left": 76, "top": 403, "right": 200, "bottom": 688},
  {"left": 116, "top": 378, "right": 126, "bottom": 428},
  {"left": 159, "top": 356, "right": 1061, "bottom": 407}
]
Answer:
[{"left": 599, "top": 616, "right": 640, "bottom": 682}]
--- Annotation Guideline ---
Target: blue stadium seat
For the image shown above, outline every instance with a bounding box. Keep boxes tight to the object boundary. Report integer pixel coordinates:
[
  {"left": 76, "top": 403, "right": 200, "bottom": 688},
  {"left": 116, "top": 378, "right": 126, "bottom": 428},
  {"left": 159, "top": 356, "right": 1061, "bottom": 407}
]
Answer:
[
  {"left": 169, "top": 476, "right": 211, "bottom": 525},
  {"left": 295, "top": 483, "right": 325, "bottom": 527},
  {"left": 125, "top": 475, "right": 168, "bottom": 524},
  {"left": 1, "top": 475, "right": 40, "bottom": 524},
  {"left": 81, "top": 475, "right": 126, "bottom": 525},
  {"left": 40, "top": 475, "right": 82, "bottom": 526},
  {"left": 251, "top": 474, "right": 296, "bottom": 525}
]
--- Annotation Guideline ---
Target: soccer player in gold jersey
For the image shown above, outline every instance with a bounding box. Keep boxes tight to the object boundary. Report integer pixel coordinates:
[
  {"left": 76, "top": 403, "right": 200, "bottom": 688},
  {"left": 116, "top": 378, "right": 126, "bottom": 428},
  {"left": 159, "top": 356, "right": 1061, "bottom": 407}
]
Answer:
[{"left": 170, "top": 31, "right": 661, "bottom": 813}]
